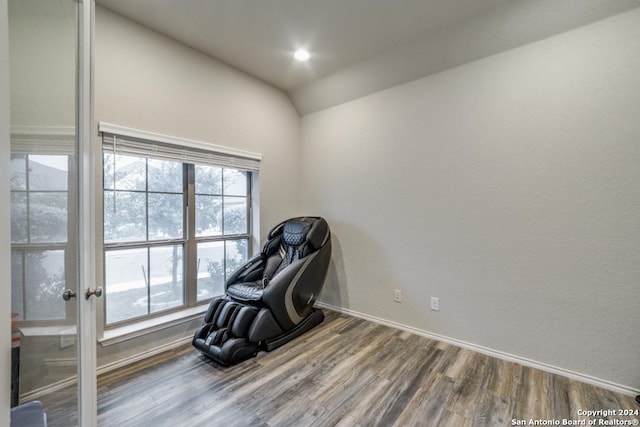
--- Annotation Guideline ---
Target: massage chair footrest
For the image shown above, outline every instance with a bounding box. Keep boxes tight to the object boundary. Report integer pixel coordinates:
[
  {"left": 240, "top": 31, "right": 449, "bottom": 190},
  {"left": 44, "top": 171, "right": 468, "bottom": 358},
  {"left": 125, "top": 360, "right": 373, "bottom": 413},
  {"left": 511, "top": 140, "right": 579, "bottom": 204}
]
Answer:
[
  {"left": 192, "top": 297, "right": 262, "bottom": 365},
  {"left": 193, "top": 335, "right": 259, "bottom": 366}
]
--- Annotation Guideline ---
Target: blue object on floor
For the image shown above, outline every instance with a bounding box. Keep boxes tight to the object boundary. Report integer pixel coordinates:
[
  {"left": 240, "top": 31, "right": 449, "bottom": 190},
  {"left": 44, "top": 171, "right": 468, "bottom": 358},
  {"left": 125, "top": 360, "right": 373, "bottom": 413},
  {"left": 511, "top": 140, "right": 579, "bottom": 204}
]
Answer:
[{"left": 10, "top": 401, "right": 47, "bottom": 427}]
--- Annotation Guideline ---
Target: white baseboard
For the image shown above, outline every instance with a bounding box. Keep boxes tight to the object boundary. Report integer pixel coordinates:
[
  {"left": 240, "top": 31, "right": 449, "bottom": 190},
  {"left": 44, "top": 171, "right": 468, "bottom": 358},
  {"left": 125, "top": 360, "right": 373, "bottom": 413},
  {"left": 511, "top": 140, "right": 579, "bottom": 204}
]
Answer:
[
  {"left": 20, "top": 378, "right": 75, "bottom": 404},
  {"left": 316, "top": 301, "right": 640, "bottom": 396},
  {"left": 19, "top": 336, "right": 193, "bottom": 403}
]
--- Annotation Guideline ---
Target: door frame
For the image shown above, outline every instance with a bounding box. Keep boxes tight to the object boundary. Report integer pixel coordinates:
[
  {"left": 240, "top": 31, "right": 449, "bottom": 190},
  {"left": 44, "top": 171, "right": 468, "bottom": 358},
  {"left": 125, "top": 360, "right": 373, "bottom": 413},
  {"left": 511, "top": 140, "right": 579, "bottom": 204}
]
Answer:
[
  {"left": 1, "top": 0, "right": 12, "bottom": 424},
  {"left": 77, "top": 0, "right": 97, "bottom": 425}
]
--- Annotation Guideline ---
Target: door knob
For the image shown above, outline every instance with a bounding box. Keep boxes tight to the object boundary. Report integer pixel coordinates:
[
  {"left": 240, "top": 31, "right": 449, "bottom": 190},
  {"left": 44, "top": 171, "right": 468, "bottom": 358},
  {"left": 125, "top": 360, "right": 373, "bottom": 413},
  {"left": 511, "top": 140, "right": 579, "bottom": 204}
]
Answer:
[
  {"left": 85, "top": 286, "right": 103, "bottom": 300},
  {"left": 62, "top": 289, "right": 76, "bottom": 301}
]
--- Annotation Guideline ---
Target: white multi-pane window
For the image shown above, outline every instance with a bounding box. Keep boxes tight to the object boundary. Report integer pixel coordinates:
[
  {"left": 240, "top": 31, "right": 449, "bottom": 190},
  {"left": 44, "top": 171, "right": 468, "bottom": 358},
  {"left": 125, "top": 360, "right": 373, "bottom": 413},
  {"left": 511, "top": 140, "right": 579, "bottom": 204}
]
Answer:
[{"left": 103, "top": 153, "right": 251, "bottom": 326}]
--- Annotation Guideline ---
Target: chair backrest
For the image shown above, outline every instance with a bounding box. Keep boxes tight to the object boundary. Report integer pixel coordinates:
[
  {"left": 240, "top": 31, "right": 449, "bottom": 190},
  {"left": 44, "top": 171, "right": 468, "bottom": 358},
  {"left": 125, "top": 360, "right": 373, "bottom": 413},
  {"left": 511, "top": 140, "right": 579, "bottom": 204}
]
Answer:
[{"left": 262, "top": 217, "right": 330, "bottom": 281}]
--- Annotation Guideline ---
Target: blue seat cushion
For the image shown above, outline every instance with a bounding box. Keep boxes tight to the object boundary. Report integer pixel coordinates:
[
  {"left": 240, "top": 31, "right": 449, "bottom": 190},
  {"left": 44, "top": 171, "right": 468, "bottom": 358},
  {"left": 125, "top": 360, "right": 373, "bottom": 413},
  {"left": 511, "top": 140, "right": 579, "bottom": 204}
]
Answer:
[{"left": 11, "top": 401, "right": 47, "bottom": 427}]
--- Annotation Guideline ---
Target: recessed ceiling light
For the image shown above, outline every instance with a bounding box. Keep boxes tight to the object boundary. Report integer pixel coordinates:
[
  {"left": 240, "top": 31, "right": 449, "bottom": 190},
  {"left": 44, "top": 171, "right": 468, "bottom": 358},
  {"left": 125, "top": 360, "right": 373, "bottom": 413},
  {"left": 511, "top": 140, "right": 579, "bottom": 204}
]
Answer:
[{"left": 294, "top": 49, "right": 310, "bottom": 61}]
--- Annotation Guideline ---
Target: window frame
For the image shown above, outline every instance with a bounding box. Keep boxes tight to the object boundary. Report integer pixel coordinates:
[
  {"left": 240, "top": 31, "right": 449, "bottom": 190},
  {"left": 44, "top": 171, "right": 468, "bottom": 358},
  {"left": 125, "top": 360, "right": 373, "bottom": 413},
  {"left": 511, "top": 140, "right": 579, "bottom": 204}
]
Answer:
[{"left": 102, "top": 154, "right": 253, "bottom": 329}]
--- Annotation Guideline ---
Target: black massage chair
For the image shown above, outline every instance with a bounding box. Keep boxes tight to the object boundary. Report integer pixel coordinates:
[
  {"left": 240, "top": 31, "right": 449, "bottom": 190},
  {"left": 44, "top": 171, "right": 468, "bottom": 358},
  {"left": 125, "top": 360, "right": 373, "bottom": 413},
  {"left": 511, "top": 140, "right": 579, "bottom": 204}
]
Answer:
[{"left": 192, "top": 216, "right": 332, "bottom": 365}]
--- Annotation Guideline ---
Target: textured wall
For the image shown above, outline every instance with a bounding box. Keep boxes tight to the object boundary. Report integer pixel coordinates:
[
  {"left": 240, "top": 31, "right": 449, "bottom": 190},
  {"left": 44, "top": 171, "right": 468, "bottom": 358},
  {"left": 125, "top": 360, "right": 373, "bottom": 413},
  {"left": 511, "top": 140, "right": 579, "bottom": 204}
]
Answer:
[
  {"left": 301, "top": 8, "right": 640, "bottom": 390},
  {"left": 8, "top": 0, "right": 75, "bottom": 127}
]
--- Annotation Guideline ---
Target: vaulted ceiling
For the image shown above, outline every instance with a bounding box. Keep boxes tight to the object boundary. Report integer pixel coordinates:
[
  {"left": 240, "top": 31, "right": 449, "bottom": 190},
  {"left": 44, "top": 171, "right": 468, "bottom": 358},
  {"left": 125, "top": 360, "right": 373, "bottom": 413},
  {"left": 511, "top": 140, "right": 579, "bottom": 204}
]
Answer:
[{"left": 95, "top": 0, "right": 640, "bottom": 115}]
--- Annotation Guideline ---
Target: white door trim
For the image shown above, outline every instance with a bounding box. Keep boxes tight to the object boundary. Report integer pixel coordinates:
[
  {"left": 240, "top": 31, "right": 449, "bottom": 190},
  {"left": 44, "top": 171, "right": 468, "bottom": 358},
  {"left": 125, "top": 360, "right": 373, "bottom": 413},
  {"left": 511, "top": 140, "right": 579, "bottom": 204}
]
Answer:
[{"left": 77, "top": 0, "right": 97, "bottom": 426}]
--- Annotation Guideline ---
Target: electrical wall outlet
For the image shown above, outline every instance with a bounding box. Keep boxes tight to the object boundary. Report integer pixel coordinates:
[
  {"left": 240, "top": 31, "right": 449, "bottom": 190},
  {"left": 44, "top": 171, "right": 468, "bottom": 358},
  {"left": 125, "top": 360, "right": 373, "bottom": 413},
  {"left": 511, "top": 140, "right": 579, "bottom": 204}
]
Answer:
[
  {"left": 394, "top": 289, "right": 402, "bottom": 303},
  {"left": 430, "top": 297, "right": 440, "bottom": 311}
]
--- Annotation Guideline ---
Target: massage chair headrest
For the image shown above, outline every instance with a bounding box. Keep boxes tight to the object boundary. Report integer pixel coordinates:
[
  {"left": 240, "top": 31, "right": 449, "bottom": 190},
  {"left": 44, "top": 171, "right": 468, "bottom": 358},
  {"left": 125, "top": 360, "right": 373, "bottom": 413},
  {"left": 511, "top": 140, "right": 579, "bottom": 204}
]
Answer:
[
  {"left": 266, "top": 217, "right": 330, "bottom": 252},
  {"left": 282, "top": 220, "right": 311, "bottom": 246}
]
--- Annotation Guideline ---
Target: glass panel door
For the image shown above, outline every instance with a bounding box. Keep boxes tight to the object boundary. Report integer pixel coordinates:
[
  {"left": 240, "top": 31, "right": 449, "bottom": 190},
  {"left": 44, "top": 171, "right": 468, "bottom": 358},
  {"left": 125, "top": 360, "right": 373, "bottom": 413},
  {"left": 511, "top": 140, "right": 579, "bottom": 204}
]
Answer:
[{"left": 8, "top": 0, "right": 94, "bottom": 425}]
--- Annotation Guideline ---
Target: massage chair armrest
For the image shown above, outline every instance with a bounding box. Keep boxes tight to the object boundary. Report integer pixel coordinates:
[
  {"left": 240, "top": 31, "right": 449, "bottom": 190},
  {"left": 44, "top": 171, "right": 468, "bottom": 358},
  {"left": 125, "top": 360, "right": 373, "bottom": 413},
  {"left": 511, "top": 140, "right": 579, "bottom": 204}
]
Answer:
[
  {"left": 261, "top": 255, "right": 320, "bottom": 330},
  {"left": 225, "top": 253, "right": 264, "bottom": 290}
]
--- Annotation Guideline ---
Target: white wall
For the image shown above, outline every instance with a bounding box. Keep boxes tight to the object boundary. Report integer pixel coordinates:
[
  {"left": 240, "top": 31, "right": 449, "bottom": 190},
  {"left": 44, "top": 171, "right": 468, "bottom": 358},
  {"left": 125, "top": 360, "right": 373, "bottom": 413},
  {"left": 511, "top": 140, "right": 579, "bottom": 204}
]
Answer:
[
  {"left": 302, "top": 8, "right": 640, "bottom": 391},
  {"left": 94, "top": 7, "right": 301, "bottom": 364},
  {"left": 0, "top": 0, "right": 12, "bottom": 423},
  {"left": 8, "top": 0, "right": 75, "bottom": 127}
]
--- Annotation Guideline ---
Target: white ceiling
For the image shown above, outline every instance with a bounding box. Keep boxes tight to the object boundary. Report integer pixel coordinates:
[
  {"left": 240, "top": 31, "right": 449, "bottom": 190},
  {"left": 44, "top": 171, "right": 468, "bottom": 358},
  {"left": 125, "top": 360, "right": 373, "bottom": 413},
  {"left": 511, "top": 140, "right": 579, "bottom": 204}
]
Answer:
[
  {"left": 95, "top": 0, "right": 508, "bottom": 90},
  {"left": 94, "top": 0, "right": 640, "bottom": 115}
]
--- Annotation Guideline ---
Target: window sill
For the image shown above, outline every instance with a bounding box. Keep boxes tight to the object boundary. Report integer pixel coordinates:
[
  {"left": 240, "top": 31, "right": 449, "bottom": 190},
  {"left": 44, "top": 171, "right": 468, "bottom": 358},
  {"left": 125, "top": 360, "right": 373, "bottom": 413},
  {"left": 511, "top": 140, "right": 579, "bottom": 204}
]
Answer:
[
  {"left": 19, "top": 325, "right": 76, "bottom": 337},
  {"left": 99, "top": 305, "right": 208, "bottom": 347}
]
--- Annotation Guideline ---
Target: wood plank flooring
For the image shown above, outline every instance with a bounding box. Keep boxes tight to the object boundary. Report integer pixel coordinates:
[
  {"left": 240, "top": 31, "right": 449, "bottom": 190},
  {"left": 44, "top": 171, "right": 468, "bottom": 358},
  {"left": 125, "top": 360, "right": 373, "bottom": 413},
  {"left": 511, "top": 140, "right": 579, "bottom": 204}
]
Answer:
[{"left": 40, "top": 310, "right": 639, "bottom": 426}]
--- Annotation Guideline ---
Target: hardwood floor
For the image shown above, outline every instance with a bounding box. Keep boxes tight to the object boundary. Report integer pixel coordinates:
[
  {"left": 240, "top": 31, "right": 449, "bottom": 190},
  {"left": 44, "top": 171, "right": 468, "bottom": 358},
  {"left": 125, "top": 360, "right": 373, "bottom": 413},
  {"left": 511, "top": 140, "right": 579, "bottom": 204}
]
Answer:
[{"left": 41, "top": 310, "right": 638, "bottom": 426}]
